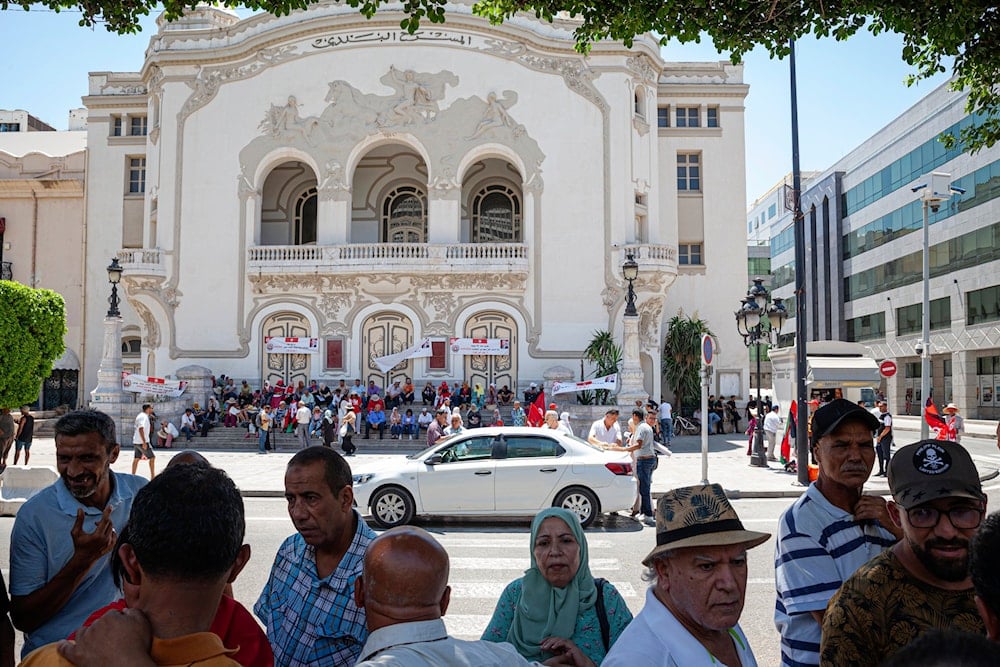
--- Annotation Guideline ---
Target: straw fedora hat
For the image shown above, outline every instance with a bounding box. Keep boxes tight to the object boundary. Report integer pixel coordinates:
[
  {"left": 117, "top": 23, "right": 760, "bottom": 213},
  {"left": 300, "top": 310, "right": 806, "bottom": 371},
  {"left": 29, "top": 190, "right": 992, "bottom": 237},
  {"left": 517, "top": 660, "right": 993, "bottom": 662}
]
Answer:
[
  {"left": 944, "top": 403, "right": 960, "bottom": 413},
  {"left": 643, "top": 483, "right": 770, "bottom": 567}
]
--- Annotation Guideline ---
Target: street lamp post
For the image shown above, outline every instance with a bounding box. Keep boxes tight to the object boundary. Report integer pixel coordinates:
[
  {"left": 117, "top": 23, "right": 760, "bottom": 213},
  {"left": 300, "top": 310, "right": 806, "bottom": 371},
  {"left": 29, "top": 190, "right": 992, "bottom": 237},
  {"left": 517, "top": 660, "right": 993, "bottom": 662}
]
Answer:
[
  {"left": 911, "top": 173, "right": 964, "bottom": 438},
  {"left": 617, "top": 251, "right": 647, "bottom": 408},
  {"left": 736, "top": 278, "right": 787, "bottom": 467},
  {"left": 90, "top": 257, "right": 126, "bottom": 405}
]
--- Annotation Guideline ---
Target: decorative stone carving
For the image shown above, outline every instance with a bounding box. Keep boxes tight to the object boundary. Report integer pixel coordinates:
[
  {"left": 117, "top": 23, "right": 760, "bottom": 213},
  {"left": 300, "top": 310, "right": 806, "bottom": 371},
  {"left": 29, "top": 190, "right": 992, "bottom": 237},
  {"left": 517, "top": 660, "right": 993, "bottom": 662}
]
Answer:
[
  {"left": 238, "top": 70, "right": 545, "bottom": 201},
  {"left": 180, "top": 45, "right": 298, "bottom": 122},
  {"left": 162, "top": 287, "right": 182, "bottom": 309},
  {"left": 132, "top": 302, "right": 161, "bottom": 349},
  {"left": 626, "top": 55, "right": 660, "bottom": 84},
  {"left": 601, "top": 285, "right": 622, "bottom": 312},
  {"left": 638, "top": 299, "right": 664, "bottom": 349}
]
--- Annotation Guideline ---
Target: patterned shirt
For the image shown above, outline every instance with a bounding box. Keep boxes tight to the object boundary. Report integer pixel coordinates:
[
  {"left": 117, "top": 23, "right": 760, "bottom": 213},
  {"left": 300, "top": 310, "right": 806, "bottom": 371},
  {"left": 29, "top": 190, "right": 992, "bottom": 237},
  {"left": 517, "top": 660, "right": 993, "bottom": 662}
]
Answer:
[
  {"left": 511, "top": 407, "right": 527, "bottom": 426},
  {"left": 254, "top": 510, "right": 377, "bottom": 666},
  {"left": 774, "top": 483, "right": 896, "bottom": 667},
  {"left": 819, "top": 549, "right": 984, "bottom": 666}
]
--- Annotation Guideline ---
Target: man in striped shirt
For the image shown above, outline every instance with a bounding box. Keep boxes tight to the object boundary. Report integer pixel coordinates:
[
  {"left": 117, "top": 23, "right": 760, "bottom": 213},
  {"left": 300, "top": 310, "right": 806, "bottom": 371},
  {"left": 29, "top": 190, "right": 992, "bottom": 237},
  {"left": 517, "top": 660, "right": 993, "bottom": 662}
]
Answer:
[{"left": 774, "top": 399, "right": 902, "bottom": 666}]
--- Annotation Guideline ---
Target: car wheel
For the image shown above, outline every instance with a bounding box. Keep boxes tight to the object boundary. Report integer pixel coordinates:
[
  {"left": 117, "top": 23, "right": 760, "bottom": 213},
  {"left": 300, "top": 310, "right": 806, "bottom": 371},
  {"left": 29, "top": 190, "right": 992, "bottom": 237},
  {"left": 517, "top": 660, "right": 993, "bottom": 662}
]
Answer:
[
  {"left": 370, "top": 486, "right": 416, "bottom": 529},
  {"left": 555, "top": 487, "right": 600, "bottom": 528}
]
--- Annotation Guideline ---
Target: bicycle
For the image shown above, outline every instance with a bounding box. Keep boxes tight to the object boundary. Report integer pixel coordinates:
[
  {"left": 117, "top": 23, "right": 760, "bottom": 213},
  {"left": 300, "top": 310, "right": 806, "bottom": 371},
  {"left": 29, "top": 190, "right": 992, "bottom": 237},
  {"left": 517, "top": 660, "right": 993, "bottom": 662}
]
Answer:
[{"left": 672, "top": 415, "right": 700, "bottom": 435}]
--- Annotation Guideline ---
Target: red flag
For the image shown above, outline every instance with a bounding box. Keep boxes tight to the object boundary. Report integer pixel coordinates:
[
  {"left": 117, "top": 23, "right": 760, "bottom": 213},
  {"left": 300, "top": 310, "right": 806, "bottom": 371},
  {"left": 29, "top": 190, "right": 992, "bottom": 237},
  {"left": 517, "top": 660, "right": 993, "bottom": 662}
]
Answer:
[
  {"left": 924, "top": 396, "right": 948, "bottom": 439},
  {"left": 528, "top": 391, "right": 546, "bottom": 427},
  {"left": 780, "top": 400, "right": 797, "bottom": 464}
]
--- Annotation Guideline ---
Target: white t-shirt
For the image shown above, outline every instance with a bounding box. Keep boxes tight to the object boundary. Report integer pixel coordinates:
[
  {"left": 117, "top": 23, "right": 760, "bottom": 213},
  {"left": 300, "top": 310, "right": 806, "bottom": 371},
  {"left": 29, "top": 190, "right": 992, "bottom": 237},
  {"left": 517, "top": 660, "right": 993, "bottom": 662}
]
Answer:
[
  {"left": 296, "top": 406, "right": 311, "bottom": 425},
  {"left": 658, "top": 402, "right": 673, "bottom": 420},
  {"left": 589, "top": 418, "right": 622, "bottom": 445},
  {"left": 133, "top": 411, "right": 151, "bottom": 445},
  {"left": 763, "top": 411, "right": 782, "bottom": 434},
  {"left": 181, "top": 412, "right": 196, "bottom": 429},
  {"left": 162, "top": 422, "right": 179, "bottom": 438}
]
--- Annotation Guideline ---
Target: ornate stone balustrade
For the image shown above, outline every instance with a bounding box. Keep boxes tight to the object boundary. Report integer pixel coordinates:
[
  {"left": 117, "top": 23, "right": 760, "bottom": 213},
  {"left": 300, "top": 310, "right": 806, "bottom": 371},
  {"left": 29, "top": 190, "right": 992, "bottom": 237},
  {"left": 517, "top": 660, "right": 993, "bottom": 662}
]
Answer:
[
  {"left": 620, "top": 244, "right": 677, "bottom": 271},
  {"left": 247, "top": 243, "right": 529, "bottom": 274},
  {"left": 117, "top": 248, "right": 166, "bottom": 277}
]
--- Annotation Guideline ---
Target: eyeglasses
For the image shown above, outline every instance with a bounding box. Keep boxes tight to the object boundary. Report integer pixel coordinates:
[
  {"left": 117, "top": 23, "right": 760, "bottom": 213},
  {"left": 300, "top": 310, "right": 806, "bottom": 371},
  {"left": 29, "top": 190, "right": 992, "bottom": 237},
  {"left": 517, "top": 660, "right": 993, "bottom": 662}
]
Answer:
[{"left": 905, "top": 505, "right": 984, "bottom": 530}]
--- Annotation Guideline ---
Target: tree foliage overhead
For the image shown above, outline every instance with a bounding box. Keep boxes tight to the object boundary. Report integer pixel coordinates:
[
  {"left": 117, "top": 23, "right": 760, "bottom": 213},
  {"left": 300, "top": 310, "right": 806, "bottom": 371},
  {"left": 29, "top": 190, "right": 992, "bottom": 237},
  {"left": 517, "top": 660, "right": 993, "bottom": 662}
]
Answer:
[
  {"left": 661, "top": 312, "right": 712, "bottom": 413},
  {"left": 7, "top": 0, "right": 999, "bottom": 150},
  {"left": 0, "top": 281, "right": 66, "bottom": 408}
]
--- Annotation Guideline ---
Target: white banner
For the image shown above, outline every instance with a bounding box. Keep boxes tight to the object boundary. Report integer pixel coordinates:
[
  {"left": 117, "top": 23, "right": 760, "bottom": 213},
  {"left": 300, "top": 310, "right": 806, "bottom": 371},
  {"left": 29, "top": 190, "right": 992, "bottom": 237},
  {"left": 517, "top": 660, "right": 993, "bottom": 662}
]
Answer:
[
  {"left": 121, "top": 373, "right": 188, "bottom": 397},
  {"left": 551, "top": 373, "right": 619, "bottom": 395},
  {"left": 449, "top": 337, "right": 510, "bottom": 356},
  {"left": 373, "top": 338, "right": 434, "bottom": 373},
  {"left": 264, "top": 336, "right": 319, "bottom": 354}
]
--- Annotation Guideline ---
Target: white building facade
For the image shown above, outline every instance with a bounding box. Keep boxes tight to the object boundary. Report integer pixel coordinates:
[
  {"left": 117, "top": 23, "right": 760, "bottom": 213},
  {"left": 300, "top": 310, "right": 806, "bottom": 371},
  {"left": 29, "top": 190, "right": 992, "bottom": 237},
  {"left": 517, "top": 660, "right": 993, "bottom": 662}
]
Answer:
[{"left": 76, "top": 2, "right": 751, "bottom": 405}]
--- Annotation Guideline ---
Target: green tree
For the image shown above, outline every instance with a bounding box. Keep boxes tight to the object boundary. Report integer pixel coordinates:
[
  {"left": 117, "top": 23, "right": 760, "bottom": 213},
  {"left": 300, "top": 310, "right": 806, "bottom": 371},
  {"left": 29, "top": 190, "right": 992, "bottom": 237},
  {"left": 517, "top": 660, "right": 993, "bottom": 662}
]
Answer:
[
  {"left": 0, "top": 281, "right": 66, "bottom": 407},
  {"left": 11, "top": 0, "right": 1000, "bottom": 151},
  {"left": 583, "top": 329, "right": 621, "bottom": 406},
  {"left": 661, "top": 312, "right": 712, "bottom": 414}
]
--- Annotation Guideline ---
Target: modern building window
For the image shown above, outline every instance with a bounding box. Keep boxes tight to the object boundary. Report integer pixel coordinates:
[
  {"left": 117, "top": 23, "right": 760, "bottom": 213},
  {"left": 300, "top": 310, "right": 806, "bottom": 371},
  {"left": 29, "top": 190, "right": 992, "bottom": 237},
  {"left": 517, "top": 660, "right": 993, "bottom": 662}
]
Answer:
[
  {"left": 896, "top": 297, "right": 951, "bottom": 336},
  {"left": 767, "top": 203, "right": 777, "bottom": 219},
  {"left": 130, "top": 115, "right": 147, "bottom": 136},
  {"left": 657, "top": 107, "right": 669, "bottom": 128},
  {"left": 675, "top": 107, "right": 700, "bottom": 128},
  {"left": 706, "top": 107, "right": 719, "bottom": 128},
  {"left": 678, "top": 243, "right": 703, "bottom": 265},
  {"left": 0, "top": 123, "right": 21, "bottom": 132},
  {"left": 127, "top": 157, "right": 146, "bottom": 194},
  {"left": 677, "top": 153, "right": 701, "bottom": 191},
  {"left": 472, "top": 184, "right": 521, "bottom": 242},
  {"left": 747, "top": 257, "right": 771, "bottom": 276},
  {"left": 382, "top": 185, "right": 427, "bottom": 242},
  {"left": 771, "top": 262, "right": 795, "bottom": 289},
  {"left": 968, "top": 285, "right": 1000, "bottom": 326},
  {"left": 112, "top": 116, "right": 123, "bottom": 137}
]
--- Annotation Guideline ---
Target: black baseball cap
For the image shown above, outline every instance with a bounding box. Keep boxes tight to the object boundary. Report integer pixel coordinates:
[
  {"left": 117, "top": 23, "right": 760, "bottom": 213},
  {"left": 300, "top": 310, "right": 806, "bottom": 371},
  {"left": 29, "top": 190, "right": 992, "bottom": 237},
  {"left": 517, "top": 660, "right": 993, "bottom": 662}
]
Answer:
[
  {"left": 810, "top": 398, "right": 880, "bottom": 447},
  {"left": 889, "top": 439, "right": 983, "bottom": 509}
]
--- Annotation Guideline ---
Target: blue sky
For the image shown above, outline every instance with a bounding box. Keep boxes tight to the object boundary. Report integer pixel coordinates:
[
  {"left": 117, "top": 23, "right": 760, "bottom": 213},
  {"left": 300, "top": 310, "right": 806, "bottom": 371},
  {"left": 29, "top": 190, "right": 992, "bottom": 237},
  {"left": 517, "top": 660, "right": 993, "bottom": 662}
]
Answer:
[{"left": 1, "top": 7, "right": 952, "bottom": 206}]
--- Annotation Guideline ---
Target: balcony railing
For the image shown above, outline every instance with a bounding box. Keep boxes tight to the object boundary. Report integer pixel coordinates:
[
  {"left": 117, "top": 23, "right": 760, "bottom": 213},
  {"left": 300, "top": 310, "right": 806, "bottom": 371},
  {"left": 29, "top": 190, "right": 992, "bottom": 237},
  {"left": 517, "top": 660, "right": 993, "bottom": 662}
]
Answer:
[
  {"left": 117, "top": 248, "right": 166, "bottom": 277},
  {"left": 248, "top": 243, "right": 530, "bottom": 273},
  {"left": 620, "top": 244, "right": 678, "bottom": 271}
]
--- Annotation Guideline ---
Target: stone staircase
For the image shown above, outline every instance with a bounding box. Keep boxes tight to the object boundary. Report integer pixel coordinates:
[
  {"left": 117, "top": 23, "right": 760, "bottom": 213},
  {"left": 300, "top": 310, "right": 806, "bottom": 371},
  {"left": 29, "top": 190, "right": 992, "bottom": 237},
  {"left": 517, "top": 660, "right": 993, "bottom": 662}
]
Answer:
[{"left": 166, "top": 423, "right": 429, "bottom": 452}]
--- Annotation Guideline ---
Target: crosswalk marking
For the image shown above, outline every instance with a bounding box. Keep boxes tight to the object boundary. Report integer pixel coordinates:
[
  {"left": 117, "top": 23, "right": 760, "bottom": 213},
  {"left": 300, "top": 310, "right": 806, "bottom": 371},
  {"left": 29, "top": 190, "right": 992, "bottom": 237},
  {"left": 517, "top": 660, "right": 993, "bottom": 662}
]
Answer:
[
  {"left": 432, "top": 537, "right": 618, "bottom": 549},
  {"left": 449, "top": 581, "right": 639, "bottom": 598},
  {"left": 450, "top": 557, "right": 621, "bottom": 571}
]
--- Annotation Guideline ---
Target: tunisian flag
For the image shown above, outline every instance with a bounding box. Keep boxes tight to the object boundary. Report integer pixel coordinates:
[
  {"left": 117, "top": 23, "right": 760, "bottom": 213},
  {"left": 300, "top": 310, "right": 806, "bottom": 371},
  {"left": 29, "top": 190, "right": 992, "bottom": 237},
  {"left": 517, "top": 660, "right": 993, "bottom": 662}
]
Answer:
[
  {"left": 924, "top": 396, "right": 949, "bottom": 439},
  {"left": 527, "top": 391, "right": 546, "bottom": 427}
]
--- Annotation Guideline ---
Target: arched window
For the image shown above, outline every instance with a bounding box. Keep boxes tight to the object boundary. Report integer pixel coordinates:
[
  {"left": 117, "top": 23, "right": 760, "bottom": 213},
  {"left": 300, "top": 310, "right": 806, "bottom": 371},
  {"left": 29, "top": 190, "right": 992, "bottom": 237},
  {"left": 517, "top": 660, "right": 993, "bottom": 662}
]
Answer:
[
  {"left": 382, "top": 185, "right": 427, "bottom": 242},
  {"left": 294, "top": 187, "right": 317, "bottom": 245},
  {"left": 472, "top": 184, "right": 521, "bottom": 242},
  {"left": 121, "top": 336, "right": 141, "bottom": 375},
  {"left": 634, "top": 87, "right": 645, "bottom": 118}
]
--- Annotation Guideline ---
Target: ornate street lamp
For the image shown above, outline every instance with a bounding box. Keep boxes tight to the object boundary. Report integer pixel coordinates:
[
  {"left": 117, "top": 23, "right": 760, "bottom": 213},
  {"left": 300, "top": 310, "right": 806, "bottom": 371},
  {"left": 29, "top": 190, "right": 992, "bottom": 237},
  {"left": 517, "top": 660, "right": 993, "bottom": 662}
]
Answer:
[
  {"left": 106, "top": 257, "right": 123, "bottom": 318},
  {"left": 736, "top": 278, "right": 787, "bottom": 468},
  {"left": 622, "top": 252, "right": 639, "bottom": 317}
]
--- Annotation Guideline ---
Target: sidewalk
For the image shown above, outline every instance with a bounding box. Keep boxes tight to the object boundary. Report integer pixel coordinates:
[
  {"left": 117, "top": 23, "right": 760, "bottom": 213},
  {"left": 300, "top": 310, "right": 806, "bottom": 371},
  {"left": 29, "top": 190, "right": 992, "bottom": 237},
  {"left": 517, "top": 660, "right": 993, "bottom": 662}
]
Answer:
[{"left": 3, "top": 430, "right": 997, "bottom": 505}]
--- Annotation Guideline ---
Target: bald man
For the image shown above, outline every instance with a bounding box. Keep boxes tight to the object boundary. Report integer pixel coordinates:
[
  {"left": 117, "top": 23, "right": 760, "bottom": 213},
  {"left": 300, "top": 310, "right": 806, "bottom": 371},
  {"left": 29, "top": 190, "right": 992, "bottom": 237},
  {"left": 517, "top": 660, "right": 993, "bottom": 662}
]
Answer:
[{"left": 353, "top": 527, "right": 593, "bottom": 666}]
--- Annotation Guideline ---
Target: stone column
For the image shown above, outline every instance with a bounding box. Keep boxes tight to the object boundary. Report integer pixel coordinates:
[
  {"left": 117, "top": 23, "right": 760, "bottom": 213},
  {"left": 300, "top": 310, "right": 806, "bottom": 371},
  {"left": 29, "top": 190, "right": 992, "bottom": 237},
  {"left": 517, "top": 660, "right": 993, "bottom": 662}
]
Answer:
[
  {"left": 617, "top": 316, "right": 648, "bottom": 409},
  {"left": 317, "top": 186, "right": 351, "bottom": 245},
  {"left": 951, "top": 349, "right": 975, "bottom": 416},
  {"left": 427, "top": 183, "right": 461, "bottom": 244}
]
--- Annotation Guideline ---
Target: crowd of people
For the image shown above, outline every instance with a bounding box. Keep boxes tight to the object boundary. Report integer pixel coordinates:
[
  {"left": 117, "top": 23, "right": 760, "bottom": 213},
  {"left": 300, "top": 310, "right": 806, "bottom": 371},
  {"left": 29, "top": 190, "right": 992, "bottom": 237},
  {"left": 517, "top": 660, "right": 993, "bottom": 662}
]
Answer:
[{"left": 6, "top": 398, "right": 1000, "bottom": 666}]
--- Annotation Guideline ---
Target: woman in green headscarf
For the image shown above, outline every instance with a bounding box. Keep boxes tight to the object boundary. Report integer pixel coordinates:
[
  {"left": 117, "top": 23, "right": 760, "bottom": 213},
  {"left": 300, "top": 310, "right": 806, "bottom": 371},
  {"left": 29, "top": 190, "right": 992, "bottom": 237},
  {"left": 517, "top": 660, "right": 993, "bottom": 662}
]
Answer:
[{"left": 482, "top": 508, "right": 633, "bottom": 664}]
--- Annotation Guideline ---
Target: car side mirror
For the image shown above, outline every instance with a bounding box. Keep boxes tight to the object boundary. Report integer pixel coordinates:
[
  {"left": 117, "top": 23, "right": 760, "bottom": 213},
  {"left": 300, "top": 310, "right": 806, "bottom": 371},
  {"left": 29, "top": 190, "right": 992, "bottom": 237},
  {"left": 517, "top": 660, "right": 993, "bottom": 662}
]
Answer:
[{"left": 424, "top": 454, "right": 444, "bottom": 465}]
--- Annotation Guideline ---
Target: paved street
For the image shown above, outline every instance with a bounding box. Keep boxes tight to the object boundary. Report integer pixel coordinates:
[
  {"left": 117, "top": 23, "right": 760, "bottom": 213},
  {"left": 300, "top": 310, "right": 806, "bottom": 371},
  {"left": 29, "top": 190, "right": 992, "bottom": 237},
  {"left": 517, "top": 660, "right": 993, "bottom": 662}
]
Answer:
[{"left": 0, "top": 418, "right": 998, "bottom": 663}]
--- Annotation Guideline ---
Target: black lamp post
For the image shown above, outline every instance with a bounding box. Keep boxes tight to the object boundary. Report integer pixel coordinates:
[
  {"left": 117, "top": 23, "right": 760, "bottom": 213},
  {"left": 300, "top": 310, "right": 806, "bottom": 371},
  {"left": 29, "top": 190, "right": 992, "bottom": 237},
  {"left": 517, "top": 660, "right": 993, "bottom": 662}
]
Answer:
[
  {"left": 107, "top": 257, "right": 123, "bottom": 317},
  {"left": 736, "top": 278, "right": 787, "bottom": 467},
  {"left": 622, "top": 252, "right": 639, "bottom": 317}
]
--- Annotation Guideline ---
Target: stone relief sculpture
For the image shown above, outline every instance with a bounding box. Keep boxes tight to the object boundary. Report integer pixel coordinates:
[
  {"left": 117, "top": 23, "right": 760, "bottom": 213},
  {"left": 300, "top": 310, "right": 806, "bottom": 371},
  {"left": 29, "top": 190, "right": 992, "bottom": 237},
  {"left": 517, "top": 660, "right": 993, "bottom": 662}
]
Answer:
[{"left": 238, "top": 69, "right": 545, "bottom": 199}]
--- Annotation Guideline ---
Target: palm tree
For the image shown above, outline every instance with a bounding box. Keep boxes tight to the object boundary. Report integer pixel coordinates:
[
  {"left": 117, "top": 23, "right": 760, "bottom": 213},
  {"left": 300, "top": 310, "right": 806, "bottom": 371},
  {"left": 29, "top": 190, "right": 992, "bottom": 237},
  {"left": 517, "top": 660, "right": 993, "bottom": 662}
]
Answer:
[
  {"left": 583, "top": 330, "right": 622, "bottom": 405},
  {"left": 662, "top": 312, "right": 713, "bottom": 414}
]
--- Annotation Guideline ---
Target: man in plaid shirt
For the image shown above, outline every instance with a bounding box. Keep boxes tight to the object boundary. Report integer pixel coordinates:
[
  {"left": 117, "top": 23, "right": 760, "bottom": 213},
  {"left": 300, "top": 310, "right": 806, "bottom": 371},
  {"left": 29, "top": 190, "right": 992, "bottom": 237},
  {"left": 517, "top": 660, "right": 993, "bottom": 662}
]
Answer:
[{"left": 255, "top": 447, "right": 376, "bottom": 665}]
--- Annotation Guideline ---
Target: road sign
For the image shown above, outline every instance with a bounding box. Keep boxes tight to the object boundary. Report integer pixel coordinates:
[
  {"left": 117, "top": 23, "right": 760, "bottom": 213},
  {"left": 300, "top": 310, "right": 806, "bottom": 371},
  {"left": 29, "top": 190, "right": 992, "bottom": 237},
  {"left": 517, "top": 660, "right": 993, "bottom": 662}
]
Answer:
[
  {"left": 879, "top": 360, "right": 897, "bottom": 378},
  {"left": 701, "top": 334, "right": 715, "bottom": 366}
]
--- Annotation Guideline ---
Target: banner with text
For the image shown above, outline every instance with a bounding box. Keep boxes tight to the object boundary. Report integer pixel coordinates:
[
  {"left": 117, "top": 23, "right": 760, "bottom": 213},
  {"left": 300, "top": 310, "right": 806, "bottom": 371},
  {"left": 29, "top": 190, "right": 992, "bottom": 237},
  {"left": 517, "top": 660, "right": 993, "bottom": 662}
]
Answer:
[
  {"left": 264, "top": 336, "right": 319, "bottom": 354},
  {"left": 121, "top": 373, "right": 188, "bottom": 397},
  {"left": 449, "top": 337, "right": 510, "bottom": 356},
  {"left": 551, "top": 373, "right": 619, "bottom": 395},
  {"left": 373, "top": 338, "right": 434, "bottom": 373}
]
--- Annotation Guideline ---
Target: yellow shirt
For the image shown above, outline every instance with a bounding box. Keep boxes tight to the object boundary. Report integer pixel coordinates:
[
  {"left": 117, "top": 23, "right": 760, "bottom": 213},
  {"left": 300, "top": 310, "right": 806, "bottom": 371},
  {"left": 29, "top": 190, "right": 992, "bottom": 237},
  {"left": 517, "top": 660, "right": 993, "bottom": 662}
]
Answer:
[{"left": 20, "top": 631, "right": 240, "bottom": 666}]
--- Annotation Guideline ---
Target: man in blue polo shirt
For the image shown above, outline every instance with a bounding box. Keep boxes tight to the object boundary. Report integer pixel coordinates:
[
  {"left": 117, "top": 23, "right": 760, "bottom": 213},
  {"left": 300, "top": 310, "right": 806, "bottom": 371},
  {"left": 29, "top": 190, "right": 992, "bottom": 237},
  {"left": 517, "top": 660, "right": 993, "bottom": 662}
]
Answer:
[
  {"left": 9, "top": 409, "right": 146, "bottom": 658},
  {"left": 774, "top": 399, "right": 902, "bottom": 666}
]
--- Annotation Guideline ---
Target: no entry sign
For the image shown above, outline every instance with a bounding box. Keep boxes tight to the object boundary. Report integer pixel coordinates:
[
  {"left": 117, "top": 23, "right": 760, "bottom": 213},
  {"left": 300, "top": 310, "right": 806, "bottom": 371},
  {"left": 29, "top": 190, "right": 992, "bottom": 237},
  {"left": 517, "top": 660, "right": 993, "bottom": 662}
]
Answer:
[{"left": 879, "top": 360, "right": 897, "bottom": 378}]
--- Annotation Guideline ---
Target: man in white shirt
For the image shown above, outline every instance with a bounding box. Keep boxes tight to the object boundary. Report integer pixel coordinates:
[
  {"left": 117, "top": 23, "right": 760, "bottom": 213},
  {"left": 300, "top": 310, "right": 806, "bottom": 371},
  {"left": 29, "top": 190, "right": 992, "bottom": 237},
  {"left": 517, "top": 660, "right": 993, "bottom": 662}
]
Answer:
[
  {"left": 294, "top": 401, "right": 311, "bottom": 449},
  {"left": 179, "top": 408, "right": 197, "bottom": 442},
  {"left": 132, "top": 404, "right": 156, "bottom": 478},
  {"left": 588, "top": 408, "right": 622, "bottom": 449},
  {"left": 603, "top": 484, "right": 769, "bottom": 667},
  {"left": 763, "top": 405, "right": 782, "bottom": 462},
  {"left": 156, "top": 420, "right": 179, "bottom": 449},
  {"left": 417, "top": 407, "right": 434, "bottom": 432},
  {"left": 354, "top": 526, "right": 586, "bottom": 667},
  {"left": 657, "top": 400, "right": 673, "bottom": 445}
]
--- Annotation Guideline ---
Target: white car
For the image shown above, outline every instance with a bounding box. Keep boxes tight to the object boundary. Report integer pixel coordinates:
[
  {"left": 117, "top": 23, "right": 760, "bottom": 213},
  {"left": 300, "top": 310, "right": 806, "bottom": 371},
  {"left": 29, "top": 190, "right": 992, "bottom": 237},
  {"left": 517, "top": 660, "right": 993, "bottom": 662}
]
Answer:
[{"left": 352, "top": 427, "right": 636, "bottom": 528}]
